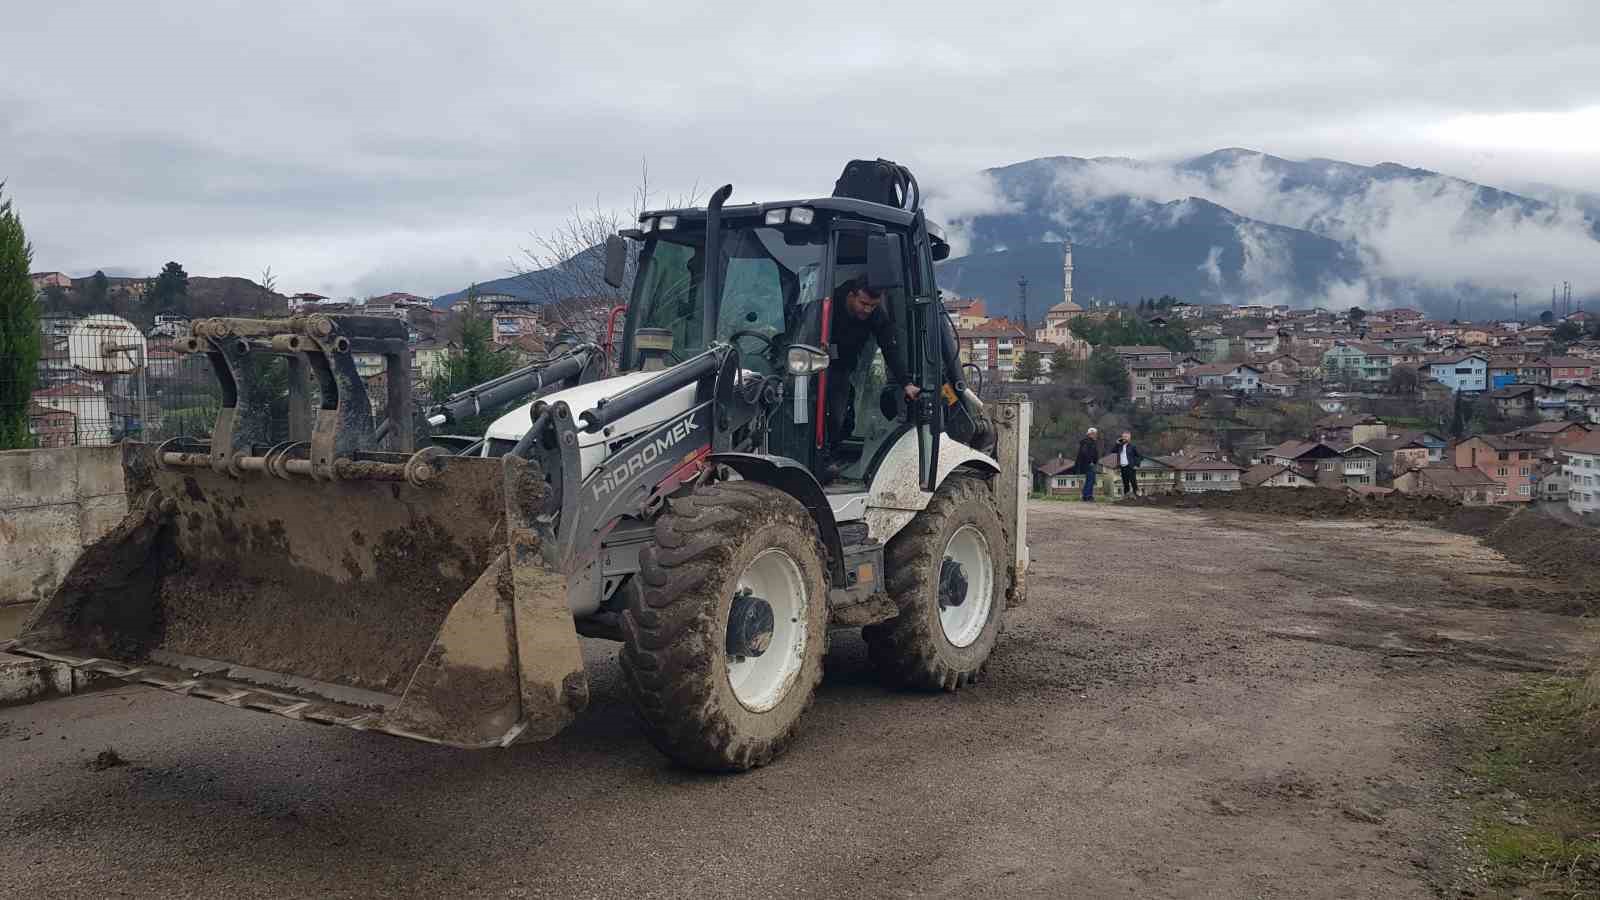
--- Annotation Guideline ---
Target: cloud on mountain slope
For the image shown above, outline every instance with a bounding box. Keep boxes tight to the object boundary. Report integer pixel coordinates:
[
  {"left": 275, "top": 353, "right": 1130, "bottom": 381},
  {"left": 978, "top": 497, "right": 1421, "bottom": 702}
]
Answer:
[{"left": 1038, "top": 152, "right": 1600, "bottom": 308}]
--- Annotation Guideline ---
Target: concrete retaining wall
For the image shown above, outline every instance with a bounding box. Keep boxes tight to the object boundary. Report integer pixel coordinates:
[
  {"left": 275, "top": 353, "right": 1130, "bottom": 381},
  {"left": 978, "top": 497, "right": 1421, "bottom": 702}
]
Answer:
[{"left": 0, "top": 445, "right": 129, "bottom": 637}]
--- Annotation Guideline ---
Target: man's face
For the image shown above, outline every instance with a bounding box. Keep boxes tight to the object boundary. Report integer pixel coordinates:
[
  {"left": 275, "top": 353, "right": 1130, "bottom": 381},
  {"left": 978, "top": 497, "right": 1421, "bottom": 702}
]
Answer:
[
  {"left": 1121, "top": 432, "right": 1131, "bottom": 443},
  {"left": 845, "top": 288, "right": 883, "bottom": 320}
]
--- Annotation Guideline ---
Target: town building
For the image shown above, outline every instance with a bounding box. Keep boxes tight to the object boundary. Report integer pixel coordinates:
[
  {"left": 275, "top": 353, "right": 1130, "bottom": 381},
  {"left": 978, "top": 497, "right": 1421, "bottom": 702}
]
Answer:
[
  {"left": 1322, "top": 341, "right": 1394, "bottom": 382},
  {"left": 1332, "top": 443, "right": 1381, "bottom": 487},
  {"left": 1128, "top": 359, "right": 1179, "bottom": 406},
  {"left": 27, "top": 401, "right": 77, "bottom": 448},
  {"left": 945, "top": 296, "right": 991, "bottom": 331},
  {"left": 30, "top": 384, "right": 109, "bottom": 445},
  {"left": 1545, "top": 356, "right": 1595, "bottom": 386},
  {"left": 1452, "top": 434, "right": 1542, "bottom": 502},
  {"left": 1263, "top": 440, "right": 1344, "bottom": 483},
  {"left": 1113, "top": 346, "right": 1175, "bottom": 367},
  {"left": 491, "top": 312, "right": 544, "bottom": 347},
  {"left": 1423, "top": 353, "right": 1489, "bottom": 393},
  {"left": 30, "top": 272, "right": 74, "bottom": 296},
  {"left": 957, "top": 319, "right": 1029, "bottom": 379},
  {"left": 1314, "top": 414, "right": 1387, "bottom": 446},
  {"left": 1562, "top": 430, "right": 1600, "bottom": 515},
  {"left": 1392, "top": 465, "right": 1498, "bottom": 504},
  {"left": 1169, "top": 456, "right": 1243, "bottom": 492},
  {"left": 1242, "top": 329, "right": 1281, "bottom": 355},
  {"left": 1240, "top": 463, "right": 1317, "bottom": 488},
  {"left": 1186, "top": 363, "right": 1262, "bottom": 393},
  {"left": 1258, "top": 372, "right": 1299, "bottom": 396},
  {"left": 1392, "top": 430, "right": 1448, "bottom": 463}
]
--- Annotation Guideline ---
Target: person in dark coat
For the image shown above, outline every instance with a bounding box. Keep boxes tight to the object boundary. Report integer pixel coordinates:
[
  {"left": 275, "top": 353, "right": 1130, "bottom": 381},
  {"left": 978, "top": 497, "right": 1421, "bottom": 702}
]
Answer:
[
  {"left": 819, "top": 277, "right": 920, "bottom": 481},
  {"left": 1074, "top": 427, "right": 1101, "bottom": 501},
  {"left": 1115, "top": 431, "right": 1143, "bottom": 497}
]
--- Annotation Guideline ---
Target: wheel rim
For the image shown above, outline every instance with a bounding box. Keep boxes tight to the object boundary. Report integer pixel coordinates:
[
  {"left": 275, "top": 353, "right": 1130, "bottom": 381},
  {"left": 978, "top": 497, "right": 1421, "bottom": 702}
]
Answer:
[
  {"left": 938, "top": 525, "right": 993, "bottom": 648},
  {"left": 726, "top": 548, "right": 808, "bottom": 713}
]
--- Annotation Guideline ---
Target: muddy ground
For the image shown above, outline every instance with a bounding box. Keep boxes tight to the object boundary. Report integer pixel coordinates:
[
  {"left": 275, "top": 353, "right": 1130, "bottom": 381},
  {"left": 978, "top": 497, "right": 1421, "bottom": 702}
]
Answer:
[
  {"left": 2, "top": 502, "right": 1594, "bottom": 898},
  {"left": 1131, "top": 488, "right": 1600, "bottom": 611}
]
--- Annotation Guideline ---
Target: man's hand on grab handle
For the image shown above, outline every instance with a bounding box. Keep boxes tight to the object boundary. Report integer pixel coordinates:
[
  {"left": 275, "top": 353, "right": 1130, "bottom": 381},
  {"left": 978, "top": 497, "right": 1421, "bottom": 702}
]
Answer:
[{"left": 904, "top": 384, "right": 922, "bottom": 401}]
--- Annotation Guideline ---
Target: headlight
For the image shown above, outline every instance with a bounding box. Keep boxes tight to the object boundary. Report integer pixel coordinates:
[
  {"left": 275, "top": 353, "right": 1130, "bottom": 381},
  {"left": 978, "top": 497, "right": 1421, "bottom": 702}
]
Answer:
[
  {"left": 640, "top": 217, "right": 656, "bottom": 233},
  {"left": 657, "top": 215, "right": 678, "bottom": 231},
  {"left": 788, "top": 207, "right": 815, "bottom": 225},
  {"left": 764, "top": 208, "right": 788, "bottom": 226},
  {"left": 785, "top": 344, "right": 831, "bottom": 375}
]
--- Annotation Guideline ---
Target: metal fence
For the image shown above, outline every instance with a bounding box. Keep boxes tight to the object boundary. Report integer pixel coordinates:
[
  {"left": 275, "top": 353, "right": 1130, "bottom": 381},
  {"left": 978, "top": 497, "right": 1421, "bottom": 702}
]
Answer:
[
  {"left": 12, "top": 313, "right": 428, "bottom": 450},
  {"left": 9, "top": 313, "right": 237, "bottom": 449}
]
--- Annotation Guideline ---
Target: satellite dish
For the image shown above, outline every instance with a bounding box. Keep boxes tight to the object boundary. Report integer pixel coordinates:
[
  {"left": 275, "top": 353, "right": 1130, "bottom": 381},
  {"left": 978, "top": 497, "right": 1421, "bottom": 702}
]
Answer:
[{"left": 66, "top": 314, "right": 148, "bottom": 374}]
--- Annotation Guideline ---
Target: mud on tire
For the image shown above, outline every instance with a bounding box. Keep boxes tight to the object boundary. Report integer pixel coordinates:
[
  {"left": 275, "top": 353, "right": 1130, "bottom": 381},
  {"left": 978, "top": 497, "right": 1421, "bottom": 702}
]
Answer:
[
  {"left": 620, "top": 481, "right": 829, "bottom": 771},
  {"left": 866, "top": 475, "right": 1007, "bottom": 691}
]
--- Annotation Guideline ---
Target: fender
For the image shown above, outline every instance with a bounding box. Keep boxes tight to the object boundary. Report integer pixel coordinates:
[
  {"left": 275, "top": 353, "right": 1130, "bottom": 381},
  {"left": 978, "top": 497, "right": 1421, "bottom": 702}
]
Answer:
[{"left": 708, "top": 452, "right": 846, "bottom": 585}]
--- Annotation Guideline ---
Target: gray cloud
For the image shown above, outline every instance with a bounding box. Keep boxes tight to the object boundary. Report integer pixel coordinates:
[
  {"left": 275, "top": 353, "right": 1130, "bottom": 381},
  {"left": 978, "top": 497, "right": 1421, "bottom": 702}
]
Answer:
[{"left": 5, "top": 0, "right": 1599, "bottom": 298}]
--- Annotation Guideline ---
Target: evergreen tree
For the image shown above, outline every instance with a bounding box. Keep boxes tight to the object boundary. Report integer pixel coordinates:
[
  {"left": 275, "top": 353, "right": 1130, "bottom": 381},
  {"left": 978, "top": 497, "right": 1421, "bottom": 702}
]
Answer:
[
  {"left": 0, "top": 186, "right": 40, "bottom": 449},
  {"left": 433, "top": 304, "right": 514, "bottom": 396},
  {"left": 1015, "top": 350, "right": 1042, "bottom": 383},
  {"left": 149, "top": 261, "right": 189, "bottom": 316},
  {"left": 1088, "top": 344, "right": 1130, "bottom": 405},
  {"left": 1552, "top": 320, "right": 1583, "bottom": 343},
  {"left": 1047, "top": 346, "right": 1076, "bottom": 382},
  {"left": 85, "top": 269, "right": 110, "bottom": 311},
  {"left": 1449, "top": 393, "right": 1468, "bottom": 438}
]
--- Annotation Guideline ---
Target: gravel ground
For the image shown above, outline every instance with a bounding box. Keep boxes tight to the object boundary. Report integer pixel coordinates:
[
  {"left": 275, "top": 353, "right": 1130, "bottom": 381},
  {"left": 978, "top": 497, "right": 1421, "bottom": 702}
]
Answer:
[{"left": 2, "top": 502, "right": 1592, "bottom": 898}]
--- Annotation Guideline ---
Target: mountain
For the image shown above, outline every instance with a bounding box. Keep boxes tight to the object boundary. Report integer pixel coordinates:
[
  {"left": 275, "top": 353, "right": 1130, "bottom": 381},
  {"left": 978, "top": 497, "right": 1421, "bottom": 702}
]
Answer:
[
  {"left": 932, "top": 149, "right": 1600, "bottom": 319},
  {"left": 432, "top": 267, "right": 574, "bottom": 308}
]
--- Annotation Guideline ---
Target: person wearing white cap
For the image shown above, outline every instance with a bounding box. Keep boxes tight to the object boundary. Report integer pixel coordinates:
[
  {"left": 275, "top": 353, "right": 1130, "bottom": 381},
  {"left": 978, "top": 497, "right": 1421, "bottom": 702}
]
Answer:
[{"left": 1074, "top": 427, "right": 1102, "bottom": 501}]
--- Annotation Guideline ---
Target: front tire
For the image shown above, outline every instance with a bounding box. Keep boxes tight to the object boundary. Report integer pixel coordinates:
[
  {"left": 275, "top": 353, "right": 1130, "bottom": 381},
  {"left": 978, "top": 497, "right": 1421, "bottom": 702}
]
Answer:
[
  {"left": 620, "top": 482, "right": 829, "bottom": 771},
  {"left": 867, "top": 475, "right": 1007, "bottom": 690}
]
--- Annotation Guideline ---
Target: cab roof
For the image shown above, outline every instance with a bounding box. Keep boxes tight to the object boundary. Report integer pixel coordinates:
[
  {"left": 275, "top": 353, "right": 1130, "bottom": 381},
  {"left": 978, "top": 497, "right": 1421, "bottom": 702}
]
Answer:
[{"left": 630, "top": 196, "right": 948, "bottom": 254}]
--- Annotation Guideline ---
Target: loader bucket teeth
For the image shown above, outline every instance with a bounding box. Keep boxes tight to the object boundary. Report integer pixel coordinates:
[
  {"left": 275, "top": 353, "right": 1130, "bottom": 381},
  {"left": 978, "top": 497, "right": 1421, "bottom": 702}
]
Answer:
[{"left": 5, "top": 443, "right": 587, "bottom": 749}]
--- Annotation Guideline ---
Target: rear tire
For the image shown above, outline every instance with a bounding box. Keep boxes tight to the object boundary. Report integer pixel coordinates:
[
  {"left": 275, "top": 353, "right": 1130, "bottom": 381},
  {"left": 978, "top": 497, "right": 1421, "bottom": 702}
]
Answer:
[
  {"left": 866, "top": 475, "right": 1006, "bottom": 690},
  {"left": 621, "top": 482, "right": 829, "bottom": 771}
]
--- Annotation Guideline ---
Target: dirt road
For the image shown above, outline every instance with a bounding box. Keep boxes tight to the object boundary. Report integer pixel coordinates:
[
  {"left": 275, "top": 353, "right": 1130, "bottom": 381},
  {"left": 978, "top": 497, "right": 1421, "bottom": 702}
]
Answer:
[{"left": 2, "top": 502, "right": 1591, "bottom": 898}]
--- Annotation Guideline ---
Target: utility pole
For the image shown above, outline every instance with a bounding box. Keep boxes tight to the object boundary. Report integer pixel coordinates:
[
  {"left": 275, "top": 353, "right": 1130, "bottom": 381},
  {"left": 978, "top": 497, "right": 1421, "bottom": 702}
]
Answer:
[
  {"left": 1513, "top": 291, "right": 1518, "bottom": 322},
  {"left": 1017, "top": 275, "right": 1029, "bottom": 335}
]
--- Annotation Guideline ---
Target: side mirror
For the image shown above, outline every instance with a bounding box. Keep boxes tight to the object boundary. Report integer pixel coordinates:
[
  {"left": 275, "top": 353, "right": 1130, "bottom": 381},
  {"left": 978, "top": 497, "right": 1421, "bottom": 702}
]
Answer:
[
  {"left": 866, "top": 233, "right": 905, "bottom": 292},
  {"left": 603, "top": 235, "right": 627, "bottom": 289}
]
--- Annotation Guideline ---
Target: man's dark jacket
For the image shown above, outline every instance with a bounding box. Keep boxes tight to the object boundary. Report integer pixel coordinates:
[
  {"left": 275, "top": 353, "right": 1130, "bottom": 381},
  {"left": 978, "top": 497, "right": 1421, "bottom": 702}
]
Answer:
[
  {"left": 1114, "top": 440, "right": 1142, "bottom": 469},
  {"left": 829, "top": 297, "right": 910, "bottom": 386},
  {"left": 1073, "top": 436, "right": 1100, "bottom": 473}
]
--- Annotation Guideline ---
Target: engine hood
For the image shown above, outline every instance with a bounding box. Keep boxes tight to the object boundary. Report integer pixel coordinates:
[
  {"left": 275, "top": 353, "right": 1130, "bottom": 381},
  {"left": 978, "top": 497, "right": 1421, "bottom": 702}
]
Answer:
[{"left": 483, "top": 371, "right": 697, "bottom": 448}]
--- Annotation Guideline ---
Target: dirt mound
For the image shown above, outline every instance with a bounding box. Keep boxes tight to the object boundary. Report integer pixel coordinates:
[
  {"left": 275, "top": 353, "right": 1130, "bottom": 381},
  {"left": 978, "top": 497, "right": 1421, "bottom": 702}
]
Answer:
[
  {"left": 1126, "top": 488, "right": 1460, "bottom": 521},
  {"left": 1128, "top": 489, "right": 1599, "bottom": 611}
]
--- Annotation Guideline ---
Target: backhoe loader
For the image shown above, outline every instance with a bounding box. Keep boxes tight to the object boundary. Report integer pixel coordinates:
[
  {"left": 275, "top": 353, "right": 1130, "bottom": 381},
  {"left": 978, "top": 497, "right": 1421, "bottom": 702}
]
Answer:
[{"left": 4, "top": 160, "right": 1032, "bottom": 771}]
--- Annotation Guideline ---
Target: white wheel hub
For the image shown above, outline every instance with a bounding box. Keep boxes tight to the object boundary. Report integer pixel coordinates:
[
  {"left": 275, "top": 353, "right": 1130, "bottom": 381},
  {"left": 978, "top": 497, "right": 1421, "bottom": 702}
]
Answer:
[
  {"left": 938, "top": 524, "right": 994, "bottom": 648},
  {"left": 726, "top": 548, "right": 808, "bottom": 712}
]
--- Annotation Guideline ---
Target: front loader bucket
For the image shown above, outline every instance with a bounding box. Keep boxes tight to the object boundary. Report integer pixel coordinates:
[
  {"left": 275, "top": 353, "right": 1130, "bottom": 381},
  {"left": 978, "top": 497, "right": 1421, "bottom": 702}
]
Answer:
[{"left": 2, "top": 443, "right": 587, "bottom": 748}]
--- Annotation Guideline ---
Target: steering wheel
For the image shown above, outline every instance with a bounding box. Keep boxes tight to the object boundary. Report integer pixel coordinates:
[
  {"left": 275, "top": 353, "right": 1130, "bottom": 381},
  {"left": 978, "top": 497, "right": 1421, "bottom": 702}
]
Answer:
[{"left": 728, "top": 329, "right": 775, "bottom": 352}]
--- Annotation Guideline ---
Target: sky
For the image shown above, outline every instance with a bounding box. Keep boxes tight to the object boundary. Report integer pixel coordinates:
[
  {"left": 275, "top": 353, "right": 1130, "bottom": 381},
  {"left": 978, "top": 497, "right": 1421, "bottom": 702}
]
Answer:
[{"left": 5, "top": 0, "right": 1599, "bottom": 300}]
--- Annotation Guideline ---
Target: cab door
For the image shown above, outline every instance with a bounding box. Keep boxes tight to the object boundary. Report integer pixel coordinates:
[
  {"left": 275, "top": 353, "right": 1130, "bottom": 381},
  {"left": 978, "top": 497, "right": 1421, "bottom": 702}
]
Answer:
[{"left": 906, "top": 219, "right": 942, "bottom": 492}]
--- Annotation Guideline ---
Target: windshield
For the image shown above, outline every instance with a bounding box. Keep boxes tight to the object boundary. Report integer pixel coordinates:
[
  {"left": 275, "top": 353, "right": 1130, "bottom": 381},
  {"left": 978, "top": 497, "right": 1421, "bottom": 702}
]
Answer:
[{"left": 626, "top": 224, "right": 826, "bottom": 372}]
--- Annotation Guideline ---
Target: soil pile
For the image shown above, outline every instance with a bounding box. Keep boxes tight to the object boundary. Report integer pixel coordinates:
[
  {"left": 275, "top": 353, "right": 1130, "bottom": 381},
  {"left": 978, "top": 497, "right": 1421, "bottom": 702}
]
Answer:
[
  {"left": 1128, "top": 488, "right": 1599, "bottom": 609},
  {"left": 1126, "top": 488, "right": 1461, "bottom": 521}
]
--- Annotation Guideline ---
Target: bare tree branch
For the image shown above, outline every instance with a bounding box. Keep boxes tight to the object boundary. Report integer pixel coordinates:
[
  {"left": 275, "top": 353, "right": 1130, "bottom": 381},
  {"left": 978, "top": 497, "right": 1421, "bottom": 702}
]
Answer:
[{"left": 515, "top": 160, "right": 701, "bottom": 345}]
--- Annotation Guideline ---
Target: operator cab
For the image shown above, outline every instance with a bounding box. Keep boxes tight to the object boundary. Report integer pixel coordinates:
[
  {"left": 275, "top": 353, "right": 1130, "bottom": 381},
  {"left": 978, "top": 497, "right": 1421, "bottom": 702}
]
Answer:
[{"left": 614, "top": 176, "right": 967, "bottom": 493}]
